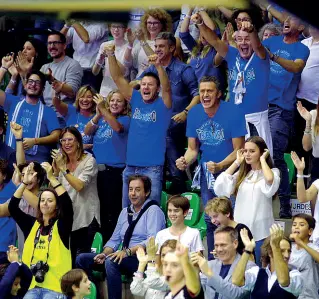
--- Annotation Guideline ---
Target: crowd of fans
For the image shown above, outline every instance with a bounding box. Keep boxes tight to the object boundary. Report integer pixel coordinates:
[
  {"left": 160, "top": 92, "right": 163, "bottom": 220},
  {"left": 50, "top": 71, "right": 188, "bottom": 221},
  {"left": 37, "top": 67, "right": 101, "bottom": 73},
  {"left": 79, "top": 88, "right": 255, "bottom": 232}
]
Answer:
[{"left": 0, "top": 1, "right": 319, "bottom": 298}]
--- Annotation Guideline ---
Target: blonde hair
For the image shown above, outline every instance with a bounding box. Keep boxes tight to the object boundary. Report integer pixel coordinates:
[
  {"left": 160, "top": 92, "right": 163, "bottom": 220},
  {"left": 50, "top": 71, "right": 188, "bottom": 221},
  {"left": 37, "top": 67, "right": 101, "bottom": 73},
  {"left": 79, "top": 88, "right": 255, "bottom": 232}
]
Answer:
[
  {"left": 74, "top": 85, "right": 97, "bottom": 112},
  {"left": 105, "top": 90, "right": 131, "bottom": 117},
  {"left": 205, "top": 197, "right": 234, "bottom": 220},
  {"left": 141, "top": 8, "right": 172, "bottom": 40}
]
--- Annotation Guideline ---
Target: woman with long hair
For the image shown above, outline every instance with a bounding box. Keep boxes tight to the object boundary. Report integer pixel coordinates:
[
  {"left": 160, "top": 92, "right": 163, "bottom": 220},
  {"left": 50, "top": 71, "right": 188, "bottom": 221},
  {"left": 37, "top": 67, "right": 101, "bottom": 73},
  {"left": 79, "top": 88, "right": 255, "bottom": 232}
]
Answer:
[
  {"left": 214, "top": 136, "right": 280, "bottom": 265},
  {"left": 52, "top": 85, "right": 96, "bottom": 151},
  {"left": 130, "top": 238, "right": 176, "bottom": 299},
  {"left": 8, "top": 161, "right": 73, "bottom": 299},
  {"left": 52, "top": 126, "right": 100, "bottom": 263},
  {"left": 84, "top": 90, "right": 130, "bottom": 242}
]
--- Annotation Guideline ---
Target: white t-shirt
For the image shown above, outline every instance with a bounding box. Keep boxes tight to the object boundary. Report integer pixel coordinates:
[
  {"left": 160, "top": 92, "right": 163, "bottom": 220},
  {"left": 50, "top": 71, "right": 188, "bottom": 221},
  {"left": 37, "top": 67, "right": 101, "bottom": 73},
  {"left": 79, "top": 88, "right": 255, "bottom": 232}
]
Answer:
[
  {"left": 96, "top": 40, "right": 129, "bottom": 97},
  {"left": 309, "top": 110, "right": 319, "bottom": 158},
  {"left": 296, "top": 37, "right": 319, "bottom": 104},
  {"left": 289, "top": 242, "right": 319, "bottom": 299},
  {"left": 155, "top": 226, "right": 204, "bottom": 253}
]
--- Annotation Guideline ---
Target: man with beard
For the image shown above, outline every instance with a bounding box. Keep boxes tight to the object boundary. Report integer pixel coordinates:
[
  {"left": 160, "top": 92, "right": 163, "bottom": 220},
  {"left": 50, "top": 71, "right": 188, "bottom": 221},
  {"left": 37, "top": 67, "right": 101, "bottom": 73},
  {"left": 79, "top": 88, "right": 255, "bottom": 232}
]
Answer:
[
  {"left": 40, "top": 32, "right": 83, "bottom": 126},
  {"left": 0, "top": 70, "right": 60, "bottom": 162},
  {"left": 191, "top": 13, "right": 273, "bottom": 156}
]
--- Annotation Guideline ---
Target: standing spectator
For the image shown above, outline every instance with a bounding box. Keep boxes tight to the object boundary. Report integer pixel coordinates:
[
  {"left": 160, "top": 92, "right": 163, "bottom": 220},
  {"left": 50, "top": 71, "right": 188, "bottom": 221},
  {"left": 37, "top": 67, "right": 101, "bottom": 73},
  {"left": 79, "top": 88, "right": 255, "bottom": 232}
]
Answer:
[
  {"left": 263, "top": 15, "right": 310, "bottom": 218},
  {"left": 52, "top": 85, "right": 96, "bottom": 151},
  {"left": 61, "top": 20, "right": 109, "bottom": 91},
  {"left": 0, "top": 70, "right": 61, "bottom": 163},
  {"left": 92, "top": 22, "right": 129, "bottom": 98},
  {"left": 214, "top": 137, "right": 280, "bottom": 265},
  {"left": 108, "top": 44, "right": 172, "bottom": 207},
  {"left": 176, "top": 76, "right": 246, "bottom": 260},
  {"left": 52, "top": 127, "right": 100, "bottom": 263},
  {"left": 295, "top": 26, "right": 319, "bottom": 175},
  {"left": 289, "top": 214, "right": 319, "bottom": 299},
  {"left": 155, "top": 195, "right": 204, "bottom": 253},
  {"left": 192, "top": 13, "right": 273, "bottom": 154},
  {"left": 76, "top": 175, "right": 166, "bottom": 299},
  {"left": 84, "top": 91, "right": 130, "bottom": 242},
  {"left": 40, "top": 32, "right": 83, "bottom": 126},
  {"left": 8, "top": 162, "right": 73, "bottom": 299},
  {"left": 139, "top": 32, "right": 199, "bottom": 195}
]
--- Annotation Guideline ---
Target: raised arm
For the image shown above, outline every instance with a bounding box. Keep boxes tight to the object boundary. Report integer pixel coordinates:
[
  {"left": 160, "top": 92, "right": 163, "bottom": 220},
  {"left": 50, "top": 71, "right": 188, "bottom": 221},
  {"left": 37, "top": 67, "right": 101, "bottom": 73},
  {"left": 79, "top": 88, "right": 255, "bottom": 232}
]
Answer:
[
  {"left": 52, "top": 93, "right": 68, "bottom": 117},
  {"left": 135, "top": 28, "right": 155, "bottom": 57},
  {"left": 0, "top": 54, "right": 15, "bottom": 91},
  {"left": 10, "top": 122, "right": 25, "bottom": 165},
  {"left": 191, "top": 13, "right": 229, "bottom": 58},
  {"left": 61, "top": 20, "right": 90, "bottom": 43},
  {"left": 296, "top": 101, "right": 313, "bottom": 151},
  {"left": 176, "top": 137, "right": 199, "bottom": 171},
  {"left": 107, "top": 44, "right": 133, "bottom": 101},
  {"left": 260, "top": 149, "right": 274, "bottom": 185},
  {"left": 226, "top": 149, "right": 244, "bottom": 175},
  {"left": 217, "top": 6, "right": 234, "bottom": 20}
]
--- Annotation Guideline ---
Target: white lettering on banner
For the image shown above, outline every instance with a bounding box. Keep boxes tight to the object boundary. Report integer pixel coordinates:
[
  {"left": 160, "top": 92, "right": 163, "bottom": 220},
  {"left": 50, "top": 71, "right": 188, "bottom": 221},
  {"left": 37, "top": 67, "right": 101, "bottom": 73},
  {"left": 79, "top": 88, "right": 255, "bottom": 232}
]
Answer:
[
  {"left": 132, "top": 108, "right": 156, "bottom": 122},
  {"left": 290, "top": 198, "right": 311, "bottom": 216}
]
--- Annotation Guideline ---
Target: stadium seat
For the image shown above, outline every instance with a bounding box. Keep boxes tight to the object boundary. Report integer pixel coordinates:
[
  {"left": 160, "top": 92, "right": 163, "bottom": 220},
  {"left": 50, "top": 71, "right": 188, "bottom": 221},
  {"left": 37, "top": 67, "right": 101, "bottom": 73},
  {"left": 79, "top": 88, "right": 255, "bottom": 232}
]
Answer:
[
  {"left": 284, "top": 153, "right": 295, "bottom": 191},
  {"left": 161, "top": 191, "right": 169, "bottom": 214},
  {"left": 84, "top": 282, "right": 97, "bottom": 299},
  {"left": 91, "top": 232, "right": 104, "bottom": 280},
  {"left": 192, "top": 213, "right": 207, "bottom": 240}
]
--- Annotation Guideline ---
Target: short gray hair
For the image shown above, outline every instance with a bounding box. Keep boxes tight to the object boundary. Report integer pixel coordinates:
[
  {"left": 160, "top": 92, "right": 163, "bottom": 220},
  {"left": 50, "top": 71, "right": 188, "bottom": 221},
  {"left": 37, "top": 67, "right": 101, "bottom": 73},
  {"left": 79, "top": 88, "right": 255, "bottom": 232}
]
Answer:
[
  {"left": 258, "top": 23, "right": 282, "bottom": 40},
  {"left": 214, "top": 226, "right": 238, "bottom": 242}
]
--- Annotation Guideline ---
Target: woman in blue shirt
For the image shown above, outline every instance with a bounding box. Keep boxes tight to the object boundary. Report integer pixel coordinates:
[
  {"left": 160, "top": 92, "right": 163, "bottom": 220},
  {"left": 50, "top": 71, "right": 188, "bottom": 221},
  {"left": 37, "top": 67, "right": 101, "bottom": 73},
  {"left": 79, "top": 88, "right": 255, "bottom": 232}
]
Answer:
[
  {"left": 84, "top": 90, "right": 130, "bottom": 243},
  {"left": 52, "top": 85, "right": 96, "bottom": 151}
]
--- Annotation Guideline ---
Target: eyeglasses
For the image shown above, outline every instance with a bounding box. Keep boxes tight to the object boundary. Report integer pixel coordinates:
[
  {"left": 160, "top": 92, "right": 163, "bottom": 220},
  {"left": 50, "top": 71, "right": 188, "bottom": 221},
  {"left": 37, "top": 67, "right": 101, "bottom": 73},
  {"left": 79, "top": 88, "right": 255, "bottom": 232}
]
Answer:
[
  {"left": 27, "top": 79, "right": 41, "bottom": 86},
  {"left": 60, "top": 137, "right": 76, "bottom": 144},
  {"left": 111, "top": 25, "right": 125, "bottom": 30},
  {"left": 47, "top": 41, "right": 64, "bottom": 46},
  {"left": 235, "top": 17, "right": 252, "bottom": 23},
  {"left": 147, "top": 21, "right": 161, "bottom": 26}
]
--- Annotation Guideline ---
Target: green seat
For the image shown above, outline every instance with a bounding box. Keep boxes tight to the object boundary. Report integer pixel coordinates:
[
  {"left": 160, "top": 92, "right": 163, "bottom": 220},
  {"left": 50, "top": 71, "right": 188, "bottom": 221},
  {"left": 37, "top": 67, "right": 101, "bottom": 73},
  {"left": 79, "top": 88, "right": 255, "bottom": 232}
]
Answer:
[
  {"left": 165, "top": 181, "right": 172, "bottom": 192},
  {"left": 193, "top": 213, "right": 207, "bottom": 240},
  {"left": 84, "top": 282, "right": 97, "bottom": 299},
  {"left": 91, "top": 232, "right": 104, "bottom": 280},
  {"left": 284, "top": 153, "right": 295, "bottom": 190},
  {"left": 161, "top": 191, "right": 169, "bottom": 214}
]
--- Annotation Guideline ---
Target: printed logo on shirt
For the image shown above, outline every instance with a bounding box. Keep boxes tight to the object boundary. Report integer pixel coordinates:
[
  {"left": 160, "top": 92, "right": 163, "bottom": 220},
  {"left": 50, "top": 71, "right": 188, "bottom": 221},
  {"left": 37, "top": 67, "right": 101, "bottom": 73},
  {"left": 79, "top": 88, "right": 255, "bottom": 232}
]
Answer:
[
  {"left": 19, "top": 109, "right": 34, "bottom": 133},
  {"left": 270, "top": 49, "right": 291, "bottom": 74},
  {"left": 229, "top": 67, "right": 256, "bottom": 86},
  {"left": 196, "top": 120, "right": 225, "bottom": 146},
  {"left": 132, "top": 108, "right": 156, "bottom": 122},
  {"left": 95, "top": 121, "right": 113, "bottom": 144}
]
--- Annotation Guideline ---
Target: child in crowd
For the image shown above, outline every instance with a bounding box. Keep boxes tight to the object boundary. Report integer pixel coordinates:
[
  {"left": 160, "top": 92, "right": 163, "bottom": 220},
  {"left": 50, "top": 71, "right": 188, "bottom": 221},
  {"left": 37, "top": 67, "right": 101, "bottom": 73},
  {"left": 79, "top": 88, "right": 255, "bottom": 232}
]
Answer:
[{"left": 61, "top": 269, "right": 92, "bottom": 299}]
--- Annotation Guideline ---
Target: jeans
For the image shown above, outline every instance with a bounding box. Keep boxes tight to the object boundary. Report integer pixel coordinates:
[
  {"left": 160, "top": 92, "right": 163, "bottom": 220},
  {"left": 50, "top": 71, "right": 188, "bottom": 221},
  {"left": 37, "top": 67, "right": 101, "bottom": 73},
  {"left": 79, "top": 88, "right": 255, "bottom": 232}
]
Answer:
[
  {"left": 268, "top": 106, "right": 294, "bottom": 217},
  {"left": 76, "top": 253, "right": 139, "bottom": 299},
  {"left": 23, "top": 288, "right": 66, "bottom": 299},
  {"left": 122, "top": 165, "right": 163, "bottom": 208}
]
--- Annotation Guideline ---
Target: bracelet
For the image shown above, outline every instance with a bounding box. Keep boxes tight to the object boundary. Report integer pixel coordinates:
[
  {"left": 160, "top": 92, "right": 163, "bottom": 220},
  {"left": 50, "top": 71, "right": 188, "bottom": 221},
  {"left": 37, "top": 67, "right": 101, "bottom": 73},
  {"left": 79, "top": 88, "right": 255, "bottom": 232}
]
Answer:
[
  {"left": 234, "top": 160, "right": 241, "bottom": 167},
  {"left": 107, "top": 53, "right": 115, "bottom": 57},
  {"left": 34, "top": 138, "right": 38, "bottom": 145},
  {"left": 266, "top": 4, "right": 272, "bottom": 11},
  {"left": 297, "top": 174, "right": 311, "bottom": 178},
  {"left": 15, "top": 138, "right": 23, "bottom": 142},
  {"left": 244, "top": 249, "right": 253, "bottom": 255},
  {"left": 304, "top": 131, "right": 311, "bottom": 135},
  {"left": 197, "top": 21, "right": 204, "bottom": 26},
  {"left": 127, "top": 44, "right": 133, "bottom": 50},
  {"left": 10, "top": 79, "right": 16, "bottom": 84},
  {"left": 140, "top": 41, "right": 147, "bottom": 47},
  {"left": 90, "top": 118, "right": 98, "bottom": 126},
  {"left": 53, "top": 183, "right": 62, "bottom": 189},
  {"left": 64, "top": 24, "right": 71, "bottom": 29},
  {"left": 135, "top": 271, "right": 144, "bottom": 278},
  {"left": 1, "top": 66, "right": 8, "bottom": 71},
  {"left": 183, "top": 109, "right": 188, "bottom": 115},
  {"left": 185, "top": 15, "right": 191, "bottom": 19}
]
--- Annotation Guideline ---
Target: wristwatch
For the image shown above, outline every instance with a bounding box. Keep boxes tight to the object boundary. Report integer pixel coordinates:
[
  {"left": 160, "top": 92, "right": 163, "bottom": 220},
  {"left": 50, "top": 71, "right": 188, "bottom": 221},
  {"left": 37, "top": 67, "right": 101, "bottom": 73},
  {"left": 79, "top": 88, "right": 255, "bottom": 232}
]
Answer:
[{"left": 62, "top": 169, "right": 70, "bottom": 176}]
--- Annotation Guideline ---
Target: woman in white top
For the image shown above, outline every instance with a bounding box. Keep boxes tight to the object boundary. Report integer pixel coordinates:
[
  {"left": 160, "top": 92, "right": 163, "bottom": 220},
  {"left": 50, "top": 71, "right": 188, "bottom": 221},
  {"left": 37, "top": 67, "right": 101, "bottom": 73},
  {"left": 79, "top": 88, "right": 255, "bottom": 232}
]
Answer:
[
  {"left": 92, "top": 22, "right": 129, "bottom": 98},
  {"left": 291, "top": 151, "right": 319, "bottom": 246},
  {"left": 214, "top": 136, "right": 280, "bottom": 266},
  {"left": 296, "top": 100, "right": 319, "bottom": 183},
  {"left": 130, "top": 238, "right": 176, "bottom": 299},
  {"left": 52, "top": 126, "right": 100, "bottom": 265}
]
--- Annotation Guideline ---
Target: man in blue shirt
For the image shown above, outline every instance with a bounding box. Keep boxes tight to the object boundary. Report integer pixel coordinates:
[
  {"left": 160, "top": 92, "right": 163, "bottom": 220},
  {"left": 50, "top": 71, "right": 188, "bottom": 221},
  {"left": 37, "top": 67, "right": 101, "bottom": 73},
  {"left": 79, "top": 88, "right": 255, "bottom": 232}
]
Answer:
[
  {"left": 176, "top": 76, "right": 246, "bottom": 260},
  {"left": 263, "top": 15, "right": 310, "bottom": 218},
  {"left": 75, "top": 175, "right": 166, "bottom": 299},
  {"left": 0, "top": 70, "right": 61, "bottom": 163},
  {"left": 137, "top": 32, "right": 200, "bottom": 195},
  {"left": 106, "top": 43, "right": 172, "bottom": 207}
]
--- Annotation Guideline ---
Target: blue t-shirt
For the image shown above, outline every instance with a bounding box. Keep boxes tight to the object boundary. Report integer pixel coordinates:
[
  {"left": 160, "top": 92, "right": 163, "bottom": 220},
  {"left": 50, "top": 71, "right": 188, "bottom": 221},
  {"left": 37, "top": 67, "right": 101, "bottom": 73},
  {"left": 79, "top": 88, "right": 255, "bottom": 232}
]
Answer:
[
  {"left": 0, "top": 181, "right": 17, "bottom": 253},
  {"left": 126, "top": 90, "right": 172, "bottom": 166},
  {"left": 4, "top": 94, "right": 61, "bottom": 163},
  {"left": 186, "top": 101, "right": 247, "bottom": 163},
  {"left": 263, "top": 35, "right": 310, "bottom": 111},
  {"left": 93, "top": 115, "right": 130, "bottom": 167},
  {"left": 225, "top": 46, "right": 270, "bottom": 115},
  {"left": 65, "top": 104, "right": 93, "bottom": 145}
]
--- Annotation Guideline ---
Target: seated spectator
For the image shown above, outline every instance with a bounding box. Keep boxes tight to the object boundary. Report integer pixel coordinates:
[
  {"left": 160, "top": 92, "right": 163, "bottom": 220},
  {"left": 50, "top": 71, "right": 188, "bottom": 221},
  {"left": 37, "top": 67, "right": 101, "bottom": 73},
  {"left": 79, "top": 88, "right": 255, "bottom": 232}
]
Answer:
[
  {"left": 0, "top": 245, "right": 32, "bottom": 299},
  {"left": 92, "top": 22, "right": 130, "bottom": 98},
  {"left": 0, "top": 70, "right": 61, "bottom": 163},
  {"left": 163, "top": 242, "right": 203, "bottom": 299},
  {"left": 85, "top": 91, "right": 130, "bottom": 242},
  {"left": 61, "top": 269, "right": 92, "bottom": 299},
  {"left": 130, "top": 237, "right": 175, "bottom": 299},
  {"left": 258, "top": 23, "right": 282, "bottom": 41},
  {"left": 8, "top": 162, "right": 73, "bottom": 298},
  {"left": 75, "top": 175, "right": 166, "bottom": 299},
  {"left": 53, "top": 85, "right": 96, "bottom": 151},
  {"left": 214, "top": 136, "right": 280, "bottom": 265},
  {"left": 190, "top": 226, "right": 255, "bottom": 299},
  {"left": 52, "top": 126, "right": 100, "bottom": 263},
  {"left": 288, "top": 214, "right": 319, "bottom": 299},
  {"left": 155, "top": 195, "right": 204, "bottom": 253},
  {"left": 40, "top": 32, "right": 83, "bottom": 126},
  {"left": 205, "top": 197, "right": 254, "bottom": 257},
  {"left": 61, "top": 20, "right": 109, "bottom": 90},
  {"left": 108, "top": 44, "right": 172, "bottom": 207},
  {"left": 229, "top": 225, "right": 303, "bottom": 298}
]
